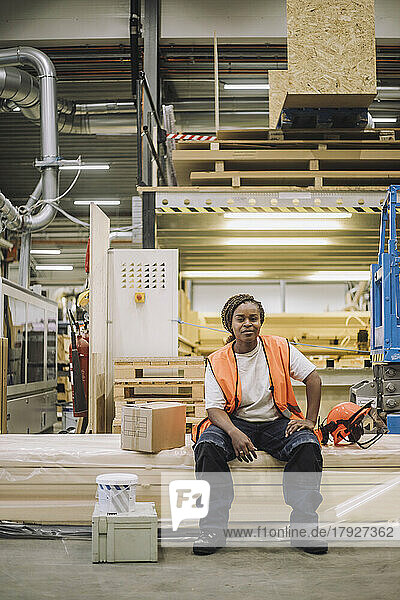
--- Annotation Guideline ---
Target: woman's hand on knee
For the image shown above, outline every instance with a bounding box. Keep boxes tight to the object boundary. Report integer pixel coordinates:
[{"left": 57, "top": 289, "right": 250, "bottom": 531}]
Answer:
[
  {"left": 285, "top": 418, "right": 316, "bottom": 437},
  {"left": 229, "top": 429, "right": 257, "bottom": 462}
]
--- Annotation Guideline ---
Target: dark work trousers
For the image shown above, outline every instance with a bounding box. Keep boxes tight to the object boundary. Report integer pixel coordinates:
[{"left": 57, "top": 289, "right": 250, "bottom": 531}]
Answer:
[{"left": 194, "top": 416, "right": 323, "bottom": 541}]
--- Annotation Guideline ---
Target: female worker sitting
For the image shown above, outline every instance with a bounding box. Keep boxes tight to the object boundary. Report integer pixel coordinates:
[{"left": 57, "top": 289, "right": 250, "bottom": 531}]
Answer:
[{"left": 192, "top": 293, "right": 326, "bottom": 556}]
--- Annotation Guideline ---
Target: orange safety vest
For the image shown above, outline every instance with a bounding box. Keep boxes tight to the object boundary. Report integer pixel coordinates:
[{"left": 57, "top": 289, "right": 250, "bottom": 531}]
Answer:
[{"left": 192, "top": 335, "right": 305, "bottom": 443}]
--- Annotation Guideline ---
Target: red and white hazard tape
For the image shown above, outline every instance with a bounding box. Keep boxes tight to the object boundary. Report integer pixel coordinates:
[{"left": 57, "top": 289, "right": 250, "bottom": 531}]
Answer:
[{"left": 166, "top": 133, "right": 217, "bottom": 142}]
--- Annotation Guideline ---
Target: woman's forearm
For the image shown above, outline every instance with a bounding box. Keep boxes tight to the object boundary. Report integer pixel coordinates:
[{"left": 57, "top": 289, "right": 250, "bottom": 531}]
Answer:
[{"left": 207, "top": 407, "right": 238, "bottom": 437}]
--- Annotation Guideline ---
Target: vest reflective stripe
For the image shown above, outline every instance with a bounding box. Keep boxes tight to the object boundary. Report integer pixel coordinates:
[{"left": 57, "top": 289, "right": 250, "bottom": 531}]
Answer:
[{"left": 192, "top": 335, "right": 304, "bottom": 443}]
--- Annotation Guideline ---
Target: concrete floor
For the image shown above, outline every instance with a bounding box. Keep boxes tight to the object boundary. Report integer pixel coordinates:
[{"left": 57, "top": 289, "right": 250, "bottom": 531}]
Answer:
[{"left": 0, "top": 540, "right": 398, "bottom": 600}]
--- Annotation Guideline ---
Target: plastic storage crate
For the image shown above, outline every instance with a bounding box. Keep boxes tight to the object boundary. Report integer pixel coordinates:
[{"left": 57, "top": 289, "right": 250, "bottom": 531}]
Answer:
[{"left": 92, "top": 502, "right": 158, "bottom": 563}]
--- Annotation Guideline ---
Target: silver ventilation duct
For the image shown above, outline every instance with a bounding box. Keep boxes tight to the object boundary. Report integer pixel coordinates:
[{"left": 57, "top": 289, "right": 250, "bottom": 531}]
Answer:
[
  {"left": 0, "top": 66, "right": 136, "bottom": 134},
  {"left": 0, "top": 47, "right": 59, "bottom": 233}
]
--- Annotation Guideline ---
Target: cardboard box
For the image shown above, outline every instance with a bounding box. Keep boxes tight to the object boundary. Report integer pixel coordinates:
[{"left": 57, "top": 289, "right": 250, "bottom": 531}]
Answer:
[{"left": 121, "top": 402, "right": 186, "bottom": 453}]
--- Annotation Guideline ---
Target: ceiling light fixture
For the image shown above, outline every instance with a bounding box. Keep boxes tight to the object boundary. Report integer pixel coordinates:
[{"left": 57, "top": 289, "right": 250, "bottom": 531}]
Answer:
[
  {"left": 222, "top": 237, "right": 331, "bottom": 246},
  {"left": 30, "top": 249, "right": 61, "bottom": 255},
  {"left": 372, "top": 117, "right": 397, "bottom": 123},
  {"left": 228, "top": 219, "right": 344, "bottom": 230},
  {"left": 181, "top": 270, "right": 263, "bottom": 278},
  {"left": 224, "top": 213, "right": 352, "bottom": 220},
  {"left": 35, "top": 265, "right": 74, "bottom": 271},
  {"left": 306, "top": 271, "right": 370, "bottom": 281},
  {"left": 74, "top": 200, "right": 120, "bottom": 205},
  {"left": 224, "top": 83, "right": 270, "bottom": 90},
  {"left": 60, "top": 164, "right": 110, "bottom": 170}
]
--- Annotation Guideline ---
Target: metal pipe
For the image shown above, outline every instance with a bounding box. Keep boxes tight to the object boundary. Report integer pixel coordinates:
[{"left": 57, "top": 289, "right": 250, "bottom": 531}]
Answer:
[
  {"left": 0, "top": 190, "right": 23, "bottom": 229},
  {"left": 142, "top": 125, "right": 167, "bottom": 184},
  {"left": 140, "top": 71, "right": 164, "bottom": 132},
  {"left": 25, "top": 177, "right": 43, "bottom": 209},
  {"left": 130, "top": 0, "right": 141, "bottom": 94},
  {"left": 137, "top": 77, "right": 144, "bottom": 185},
  {"left": 18, "top": 231, "right": 31, "bottom": 288},
  {"left": 0, "top": 67, "right": 137, "bottom": 133},
  {"left": 0, "top": 47, "right": 59, "bottom": 232}
]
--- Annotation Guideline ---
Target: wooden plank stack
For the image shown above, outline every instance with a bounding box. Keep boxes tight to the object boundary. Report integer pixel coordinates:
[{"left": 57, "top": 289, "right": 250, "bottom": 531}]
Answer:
[
  {"left": 172, "top": 130, "right": 400, "bottom": 190},
  {"left": 112, "top": 357, "right": 206, "bottom": 435},
  {"left": 196, "top": 311, "right": 370, "bottom": 361}
]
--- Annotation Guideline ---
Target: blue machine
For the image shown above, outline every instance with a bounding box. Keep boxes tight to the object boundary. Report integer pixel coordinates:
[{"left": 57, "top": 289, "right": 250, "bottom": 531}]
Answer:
[
  {"left": 371, "top": 185, "right": 400, "bottom": 363},
  {"left": 369, "top": 185, "right": 400, "bottom": 416}
]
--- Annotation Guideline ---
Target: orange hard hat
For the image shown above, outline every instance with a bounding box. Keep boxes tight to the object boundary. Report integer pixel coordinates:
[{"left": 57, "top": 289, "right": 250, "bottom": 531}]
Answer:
[{"left": 316, "top": 401, "right": 373, "bottom": 447}]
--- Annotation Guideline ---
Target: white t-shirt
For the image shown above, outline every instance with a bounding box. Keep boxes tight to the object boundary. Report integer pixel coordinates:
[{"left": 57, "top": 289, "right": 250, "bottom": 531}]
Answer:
[{"left": 205, "top": 338, "right": 315, "bottom": 422}]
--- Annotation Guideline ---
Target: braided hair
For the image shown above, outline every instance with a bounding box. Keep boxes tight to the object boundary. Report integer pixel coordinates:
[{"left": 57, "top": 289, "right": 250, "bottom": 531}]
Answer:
[{"left": 221, "top": 293, "right": 265, "bottom": 344}]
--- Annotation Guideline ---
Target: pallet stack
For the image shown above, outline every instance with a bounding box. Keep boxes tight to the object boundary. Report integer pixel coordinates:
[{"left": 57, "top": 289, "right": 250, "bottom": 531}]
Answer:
[
  {"left": 112, "top": 357, "right": 206, "bottom": 435},
  {"left": 172, "top": 127, "right": 400, "bottom": 190}
]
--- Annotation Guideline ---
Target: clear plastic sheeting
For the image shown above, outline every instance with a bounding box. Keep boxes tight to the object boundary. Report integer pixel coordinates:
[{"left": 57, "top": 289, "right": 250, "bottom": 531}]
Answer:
[{"left": 1, "top": 434, "right": 400, "bottom": 525}]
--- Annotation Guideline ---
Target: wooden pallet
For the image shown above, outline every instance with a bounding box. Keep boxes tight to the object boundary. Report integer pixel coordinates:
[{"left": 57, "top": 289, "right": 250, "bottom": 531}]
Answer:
[
  {"left": 190, "top": 170, "right": 400, "bottom": 188},
  {"left": 177, "top": 139, "right": 400, "bottom": 151},
  {"left": 114, "top": 378, "right": 204, "bottom": 400},
  {"left": 216, "top": 128, "right": 400, "bottom": 142},
  {"left": 114, "top": 356, "right": 204, "bottom": 380},
  {"left": 173, "top": 134, "right": 400, "bottom": 189}
]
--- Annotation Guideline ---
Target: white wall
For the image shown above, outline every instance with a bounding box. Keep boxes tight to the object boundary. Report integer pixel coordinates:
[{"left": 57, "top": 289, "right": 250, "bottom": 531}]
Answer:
[
  {"left": 192, "top": 281, "right": 347, "bottom": 314},
  {"left": 162, "top": 0, "right": 398, "bottom": 43},
  {"left": 0, "top": 0, "right": 398, "bottom": 45},
  {"left": 0, "top": 0, "right": 130, "bottom": 45}
]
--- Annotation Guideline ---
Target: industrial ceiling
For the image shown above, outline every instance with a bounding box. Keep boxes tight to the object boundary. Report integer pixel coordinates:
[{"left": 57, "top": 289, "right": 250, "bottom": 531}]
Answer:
[{"left": 0, "top": 42, "right": 400, "bottom": 286}]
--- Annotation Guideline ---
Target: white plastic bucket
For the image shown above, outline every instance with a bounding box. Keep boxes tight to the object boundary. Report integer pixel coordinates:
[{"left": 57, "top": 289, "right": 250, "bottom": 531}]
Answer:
[{"left": 96, "top": 473, "right": 138, "bottom": 514}]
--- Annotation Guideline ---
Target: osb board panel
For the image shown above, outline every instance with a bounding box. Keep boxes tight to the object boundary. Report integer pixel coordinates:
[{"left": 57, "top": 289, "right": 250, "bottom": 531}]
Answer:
[
  {"left": 286, "top": 0, "right": 376, "bottom": 98},
  {"left": 268, "top": 70, "right": 289, "bottom": 128}
]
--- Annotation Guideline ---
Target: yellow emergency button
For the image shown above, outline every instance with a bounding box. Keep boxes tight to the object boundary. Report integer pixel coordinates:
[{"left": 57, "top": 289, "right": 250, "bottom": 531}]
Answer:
[{"left": 135, "top": 292, "right": 145, "bottom": 303}]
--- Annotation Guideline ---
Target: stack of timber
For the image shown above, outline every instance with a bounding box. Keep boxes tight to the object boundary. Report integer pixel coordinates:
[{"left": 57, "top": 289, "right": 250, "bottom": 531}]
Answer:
[
  {"left": 172, "top": 128, "right": 400, "bottom": 190},
  {"left": 268, "top": 0, "right": 376, "bottom": 127},
  {"left": 1, "top": 434, "right": 399, "bottom": 525},
  {"left": 112, "top": 357, "right": 206, "bottom": 435},
  {"left": 196, "top": 311, "right": 370, "bottom": 360}
]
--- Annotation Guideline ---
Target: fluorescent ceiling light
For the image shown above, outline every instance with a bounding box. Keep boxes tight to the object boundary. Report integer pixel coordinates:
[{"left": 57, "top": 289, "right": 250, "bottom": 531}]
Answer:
[
  {"left": 60, "top": 164, "right": 110, "bottom": 170},
  {"left": 35, "top": 265, "right": 73, "bottom": 271},
  {"left": 228, "top": 219, "right": 344, "bottom": 230},
  {"left": 181, "top": 270, "right": 263, "bottom": 278},
  {"left": 12, "top": 106, "right": 21, "bottom": 112},
  {"left": 74, "top": 199, "right": 120, "bottom": 205},
  {"left": 372, "top": 117, "right": 397, "bottom": 123},
  {"left": 307, "top": 271, "right": 370, "bottom": 281},
  {"left": 224, "top": 83, "right": 270, "bottom": 90},
  {"left": 377, "top": 86, "right": 400, "bottom": 91},
  {"left": 224, "top": 213, "right": 351, "bottom": 220},
  {"left": 30, "top": 249, "right": 61, "bottom": 255},
  {"left": 234, "top": 111, "right": 268, "bottom": 115},
  {"left": 223, "top": 237, "right": 330, "bottom": 246}
]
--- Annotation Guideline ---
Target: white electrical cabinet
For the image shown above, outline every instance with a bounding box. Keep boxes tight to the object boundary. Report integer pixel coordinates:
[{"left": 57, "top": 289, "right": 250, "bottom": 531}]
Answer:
[{"left": 107, "top": 249, "right": 178, "bottom": 359}]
